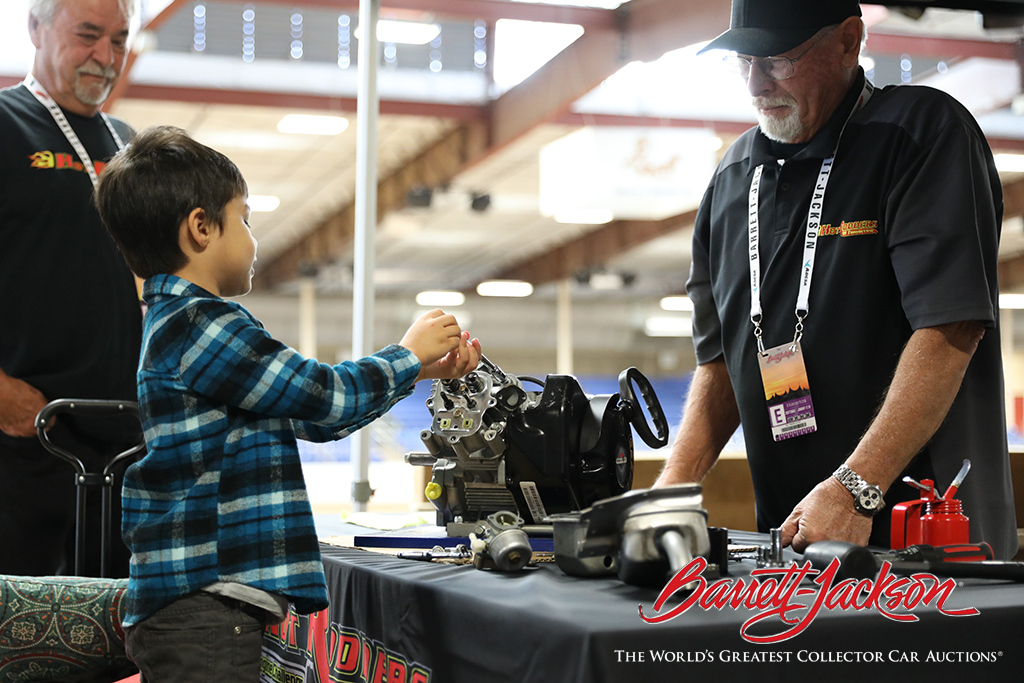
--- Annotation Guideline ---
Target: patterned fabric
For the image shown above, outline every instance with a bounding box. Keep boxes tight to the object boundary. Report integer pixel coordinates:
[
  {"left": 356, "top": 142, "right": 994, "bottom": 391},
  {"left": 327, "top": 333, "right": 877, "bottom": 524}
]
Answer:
[
  {"left": 0, "top": 574, "right": 136, "bottom": 682},
  {"left": 122, "top": 275, "right": 420, "bottom": 626}
]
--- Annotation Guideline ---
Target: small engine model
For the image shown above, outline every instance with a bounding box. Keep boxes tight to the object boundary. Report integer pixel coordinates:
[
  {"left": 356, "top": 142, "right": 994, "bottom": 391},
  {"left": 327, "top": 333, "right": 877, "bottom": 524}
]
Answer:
[{"left": 406, "top": 356, "right": 669, "bottom": 535}]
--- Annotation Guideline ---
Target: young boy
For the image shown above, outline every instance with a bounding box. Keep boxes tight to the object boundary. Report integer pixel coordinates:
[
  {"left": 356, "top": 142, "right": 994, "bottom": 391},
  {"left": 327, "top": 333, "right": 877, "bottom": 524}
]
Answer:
[{"left": 95, "top": 125, "right": 481, "bottom": 681}]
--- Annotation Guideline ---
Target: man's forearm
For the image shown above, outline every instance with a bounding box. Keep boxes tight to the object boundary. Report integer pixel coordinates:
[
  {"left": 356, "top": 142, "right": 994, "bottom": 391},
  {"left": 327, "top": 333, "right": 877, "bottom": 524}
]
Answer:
[
  {"left": 781, "top": 321, "right": 985, "bottom": 551},
  {"left": 656, "top": 358, "right": 740, "bottom": 486},
  {"left": 845, "top": 320, "right": 986, "bottom": 492}
]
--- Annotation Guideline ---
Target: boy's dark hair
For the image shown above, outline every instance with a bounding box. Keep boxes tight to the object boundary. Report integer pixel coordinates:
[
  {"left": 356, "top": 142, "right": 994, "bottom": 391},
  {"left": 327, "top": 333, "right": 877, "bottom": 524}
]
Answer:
[{"left": 96, "top": 125, "right": 248, "bottom": 279}]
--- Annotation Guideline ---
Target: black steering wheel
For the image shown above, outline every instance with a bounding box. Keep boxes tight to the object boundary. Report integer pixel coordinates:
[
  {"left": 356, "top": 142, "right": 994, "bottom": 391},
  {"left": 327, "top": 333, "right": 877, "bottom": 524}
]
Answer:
[{"left": 617, "top": 367, "right": 669, "bottom": 449}]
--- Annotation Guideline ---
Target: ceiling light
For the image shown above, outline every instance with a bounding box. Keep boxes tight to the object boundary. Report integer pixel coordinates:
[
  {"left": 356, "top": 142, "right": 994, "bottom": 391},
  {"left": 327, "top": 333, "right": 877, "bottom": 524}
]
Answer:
[
  {"left": 995, "top": 154, "right": 1024, "bottom": 173},
  {"left": 554, "top": 209, "right": 614, "bottom": 225},
  {"left": 1000, "top": 293, "right": 1024, "bottom": 309},
  {"left": 660, "top": 295, "right": 694, "bottom": 311},
  {"left": 354, "top": 20, "right": 441, "bottom": 45},
  {"left": 413, "top": 309, "right": 473, "bottom": 329},
  {"left": 277, "top": 114, "right": 348, "bottom": 136},
  {"left": 644, "top": 316, "right": 693, "bottom": 337},
  {"left": 477, "top": 280, "right": 533, "bottom": 297},
  {"left": 247, "top": 195, "right": 280, "bottom": 212},
  {"left": 589, "top": 272, "right": 624, "bottom": 290},
  {"left": 415, "top": 291, "right": 465, "bottom": 307}
]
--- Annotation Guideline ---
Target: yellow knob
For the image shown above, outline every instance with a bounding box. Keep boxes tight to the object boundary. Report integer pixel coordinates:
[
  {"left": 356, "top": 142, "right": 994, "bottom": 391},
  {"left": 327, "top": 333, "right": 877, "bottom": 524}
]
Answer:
[{"left": 425, "top": 482, "right": 443, "bottom": 500}]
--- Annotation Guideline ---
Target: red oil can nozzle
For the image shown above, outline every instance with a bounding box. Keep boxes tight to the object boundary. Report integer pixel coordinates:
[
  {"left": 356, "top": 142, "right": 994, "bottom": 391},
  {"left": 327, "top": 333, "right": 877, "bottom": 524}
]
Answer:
[{"left": 942, "top": 459, "right": 971, "bottom": 500}]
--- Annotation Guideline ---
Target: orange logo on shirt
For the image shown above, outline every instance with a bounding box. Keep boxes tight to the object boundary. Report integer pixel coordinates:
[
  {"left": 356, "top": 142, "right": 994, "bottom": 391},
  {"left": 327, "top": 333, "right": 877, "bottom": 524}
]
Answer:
[
  {"left": 818, "top": 219, "right": 878, "bottom": 237},
  {"left": 28, "top": 151, "right": 107, "bottom": 174},
  {"left": 29, "top": 151, "right": 54, "bottom": 168}
]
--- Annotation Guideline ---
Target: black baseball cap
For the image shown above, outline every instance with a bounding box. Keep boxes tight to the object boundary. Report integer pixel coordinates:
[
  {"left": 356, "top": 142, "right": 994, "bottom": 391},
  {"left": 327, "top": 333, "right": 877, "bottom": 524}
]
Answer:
[{"left": 698, "top": 0, "right": 862, "bottom": 57}]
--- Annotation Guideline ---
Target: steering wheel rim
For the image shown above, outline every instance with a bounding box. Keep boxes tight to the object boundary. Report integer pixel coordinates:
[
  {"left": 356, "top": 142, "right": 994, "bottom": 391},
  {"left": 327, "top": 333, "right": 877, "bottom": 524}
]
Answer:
[{"left": 617, "top": 367, "right": 669, "bottom": 449}]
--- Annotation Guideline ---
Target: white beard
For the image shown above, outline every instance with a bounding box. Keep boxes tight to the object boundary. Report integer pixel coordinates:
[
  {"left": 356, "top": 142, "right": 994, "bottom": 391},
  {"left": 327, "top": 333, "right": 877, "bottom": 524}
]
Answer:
[
  {"left": 73, "top": 65, "right": 116, "bottom": 107},
  {"left": 754, "top": 95, "right": 804, "bottom": 143}
]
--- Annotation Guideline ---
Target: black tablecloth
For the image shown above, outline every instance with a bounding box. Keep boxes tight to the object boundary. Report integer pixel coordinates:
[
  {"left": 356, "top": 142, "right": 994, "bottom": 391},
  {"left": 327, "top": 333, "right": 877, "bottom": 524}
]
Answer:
[{"left": 260, "top": 534, "right": 1024, "bottom": 682}]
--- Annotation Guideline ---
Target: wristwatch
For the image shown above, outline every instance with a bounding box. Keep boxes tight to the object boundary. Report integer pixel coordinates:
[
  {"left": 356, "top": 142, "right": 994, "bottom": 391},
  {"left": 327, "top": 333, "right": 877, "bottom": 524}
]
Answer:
[{"left": 832, "top": 464, "right": 886, "bottom": 516}]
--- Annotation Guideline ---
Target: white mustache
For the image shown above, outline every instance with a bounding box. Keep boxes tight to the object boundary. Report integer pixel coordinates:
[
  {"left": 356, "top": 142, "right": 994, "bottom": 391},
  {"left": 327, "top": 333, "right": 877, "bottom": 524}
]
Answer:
[
  {"left": 753, "top": 95, "right": 796, "bottom": 109},
  {"left": 77, "top": 64, "right": 116, "bottom": 80}
]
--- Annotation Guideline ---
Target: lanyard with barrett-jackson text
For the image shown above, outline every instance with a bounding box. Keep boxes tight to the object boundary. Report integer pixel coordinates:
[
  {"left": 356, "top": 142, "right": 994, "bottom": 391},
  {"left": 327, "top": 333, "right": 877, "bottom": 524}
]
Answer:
[
  {"left": 22, "top": 74, "right": 125, "bottom": 189},
  {"left": 748, "top": 79, "right": 874, "bottom": 442}
]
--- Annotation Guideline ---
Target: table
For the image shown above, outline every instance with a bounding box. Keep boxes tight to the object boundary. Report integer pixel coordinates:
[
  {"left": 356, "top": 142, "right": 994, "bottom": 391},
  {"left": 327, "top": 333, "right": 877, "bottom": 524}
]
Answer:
[{"left": 260, "top": 532, "right": 1024, "bottom": 683}]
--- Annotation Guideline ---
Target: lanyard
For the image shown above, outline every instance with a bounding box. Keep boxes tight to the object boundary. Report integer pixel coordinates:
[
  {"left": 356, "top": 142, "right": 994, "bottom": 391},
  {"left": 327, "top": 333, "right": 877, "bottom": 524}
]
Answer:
[
  {"left": 748, "top": 80, "right": 874, "bottom": 354},
  {"left": 22, "top": 75, "right": 125, "bottom": 190}
]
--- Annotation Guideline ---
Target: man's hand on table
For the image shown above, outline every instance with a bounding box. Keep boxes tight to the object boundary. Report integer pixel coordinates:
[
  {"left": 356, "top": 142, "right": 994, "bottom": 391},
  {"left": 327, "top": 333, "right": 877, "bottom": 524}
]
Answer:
[{"left": 779, "top": 476, "right": 873, "bottom": 553}]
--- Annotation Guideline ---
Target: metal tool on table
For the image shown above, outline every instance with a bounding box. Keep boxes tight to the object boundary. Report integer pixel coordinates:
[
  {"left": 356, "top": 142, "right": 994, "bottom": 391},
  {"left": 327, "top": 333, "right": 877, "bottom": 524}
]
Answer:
[
  {"left": 551, "top": 485, "right": 725, "bottom": 588},
  {"left": 755, "top": 528, "right": 786, "bottom": 568},
  {"left": 468, "top": 510, "right": 533, "bottom": 571},
  {"left": 804, "top": 540, "right": 1024, "bottom": 582},
  {"left": 397, "top": 544, "right": 472, "bottom": 562},
  {"left": 406, "top": 356, "right": 669, "bottom": 536}
]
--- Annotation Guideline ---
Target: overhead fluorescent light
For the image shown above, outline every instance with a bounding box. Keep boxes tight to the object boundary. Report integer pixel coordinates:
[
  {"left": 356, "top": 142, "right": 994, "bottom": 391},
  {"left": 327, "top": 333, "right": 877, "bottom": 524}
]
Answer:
[
  {"left": 995, "top": 153, "right": 1024, "bottom": 173},
  {"left": 589, "top": 272, "right": 624, "bottom": 290},
  {"left": 277, "top": 114, "right": 349, "bottom": 136},
  {"left": 1000, "top": 293, "right": 1024, "bottom": 309},
  {"left": 554, "top": 209, "right": 614, "bottom": 225},
  {"left": 355, "top": 20, "right": 441, "bottom": 45},
  {"left": 247, "top": 195, "right": 280, "bottom": 212},
  {"left": 415, "top": 291, "right": 465, "bottom": 307},
  {"left": 644, "top": 316, "right": 693, "bottom": 337},
  {"left": 660, "top": 295, "right": 694, "bottom": 312},
  {"left": 476, "top": 280, "right": 534, "bottom": 297},
  {"left": 413, "top": 309, "right": 473, "bottom": 329}
]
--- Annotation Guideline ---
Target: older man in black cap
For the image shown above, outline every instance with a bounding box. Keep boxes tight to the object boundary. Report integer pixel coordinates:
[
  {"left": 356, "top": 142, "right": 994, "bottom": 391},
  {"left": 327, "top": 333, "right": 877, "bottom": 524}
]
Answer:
[{"left": 655, "top": 0, "right": 1017, "bottom": 559}]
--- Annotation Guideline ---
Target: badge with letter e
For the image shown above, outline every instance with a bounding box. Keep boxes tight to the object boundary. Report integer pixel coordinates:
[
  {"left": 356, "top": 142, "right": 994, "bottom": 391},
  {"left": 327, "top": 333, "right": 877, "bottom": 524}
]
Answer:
[{"left": 757, "top": 341, "right": 817, "bottom": 441}]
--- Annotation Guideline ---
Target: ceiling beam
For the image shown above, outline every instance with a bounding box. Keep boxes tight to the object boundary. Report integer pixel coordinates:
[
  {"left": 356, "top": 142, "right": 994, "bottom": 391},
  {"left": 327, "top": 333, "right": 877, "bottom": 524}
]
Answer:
[
  {"left": 121, "top": 83, "right": 485, "bottom": 121},
  {"left": 489, "top": 209, "right": 698, "bottom": 287},
  {"left": 255, "top": 120, "right": 490, "bottom": 288},
  {"left": 212, "top": 0, "right": 620, "bottom": 30},
  {"left": 254, "top": 0, "right": 732, "bottom": 287},
  {"left": 866, "top": 32, "right": 1019, "bottom": 60},
  {"left": 490, "top": 0, "right": 729, "bottom": 151}
]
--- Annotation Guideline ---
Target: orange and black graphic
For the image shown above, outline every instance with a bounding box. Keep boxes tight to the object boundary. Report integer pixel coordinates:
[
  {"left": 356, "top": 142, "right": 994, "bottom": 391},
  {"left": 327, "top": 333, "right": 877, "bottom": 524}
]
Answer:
[
  {"left": 818, "top": 219, "right": 878, "bottom": 237},
  {"left": 264, "top": 609, "right": 431, "bottom": 683},
  {"left": 28, "top": 151, "right": 107, "bottom": 174}
]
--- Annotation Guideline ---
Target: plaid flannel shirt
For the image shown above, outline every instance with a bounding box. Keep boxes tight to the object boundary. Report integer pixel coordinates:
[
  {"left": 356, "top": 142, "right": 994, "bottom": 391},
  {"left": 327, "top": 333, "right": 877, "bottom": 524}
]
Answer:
[{"left": 122, "top": 275, "right": 420, "bottom": 626}]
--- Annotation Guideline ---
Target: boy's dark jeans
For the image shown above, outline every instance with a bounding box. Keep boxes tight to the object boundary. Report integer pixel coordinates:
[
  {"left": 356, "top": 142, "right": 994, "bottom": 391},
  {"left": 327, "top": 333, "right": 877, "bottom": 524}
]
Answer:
[{"left": 125, "top": 591, "right": 268, "bottom": 682}]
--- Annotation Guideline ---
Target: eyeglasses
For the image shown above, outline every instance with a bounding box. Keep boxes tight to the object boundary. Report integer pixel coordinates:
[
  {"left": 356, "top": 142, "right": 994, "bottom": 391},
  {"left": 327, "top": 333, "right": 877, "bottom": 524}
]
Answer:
[{"left": 728, "top": 29, "right": 835, "bottom": 81}]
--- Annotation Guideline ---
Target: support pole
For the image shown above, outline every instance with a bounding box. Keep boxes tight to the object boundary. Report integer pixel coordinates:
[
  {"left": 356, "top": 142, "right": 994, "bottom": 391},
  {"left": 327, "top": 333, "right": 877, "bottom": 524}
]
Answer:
[
  {"left": 351, "top": 0, "right": 380, "bottom": 512},
  {"left": 556, "top": 278, "right": 574, "bottom": 375},
  {"left": 298, "top": 278, "right": 317, "bottom": 358}
]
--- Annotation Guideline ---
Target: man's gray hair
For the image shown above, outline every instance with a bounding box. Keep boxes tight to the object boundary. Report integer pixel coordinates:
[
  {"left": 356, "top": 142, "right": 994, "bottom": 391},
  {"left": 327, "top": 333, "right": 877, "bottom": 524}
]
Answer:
[{"left": 30, "top": 0, "right": 136, "bottom": 25}]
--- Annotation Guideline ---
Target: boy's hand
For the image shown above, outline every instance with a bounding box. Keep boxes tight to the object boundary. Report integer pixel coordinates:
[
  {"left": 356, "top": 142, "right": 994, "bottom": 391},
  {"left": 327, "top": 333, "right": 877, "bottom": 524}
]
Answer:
[
  {"left": 400, "top": 308, "right": 463, "bottom": 369},
  {"left": 419, "top": 332, "right": 482, "bottom": 381}
]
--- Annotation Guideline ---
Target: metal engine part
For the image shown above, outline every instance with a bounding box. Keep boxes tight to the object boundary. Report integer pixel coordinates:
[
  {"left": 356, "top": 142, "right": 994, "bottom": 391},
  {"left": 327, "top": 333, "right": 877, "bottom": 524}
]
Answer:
[
  {"left": 406, "top": 357, "right": 669, "bottom": 536},
  {"left": 551, "top": 485, "right": 711, "bottom": 588},
  {"left": 469, "top": 510, "right": 533, "bottom": 572}
]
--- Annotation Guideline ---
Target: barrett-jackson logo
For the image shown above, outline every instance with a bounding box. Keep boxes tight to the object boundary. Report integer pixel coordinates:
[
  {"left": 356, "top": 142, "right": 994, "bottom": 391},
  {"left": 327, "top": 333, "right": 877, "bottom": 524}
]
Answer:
[{"left": 639, "top": 557, "right": 978, "bottom": 644}]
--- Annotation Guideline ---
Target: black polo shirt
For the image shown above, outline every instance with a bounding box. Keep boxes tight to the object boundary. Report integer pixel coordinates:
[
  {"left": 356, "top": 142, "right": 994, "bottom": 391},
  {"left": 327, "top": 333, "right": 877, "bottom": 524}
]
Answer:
[{"left": 688, "top": 69, "right": 1016, "bottom": 557}]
